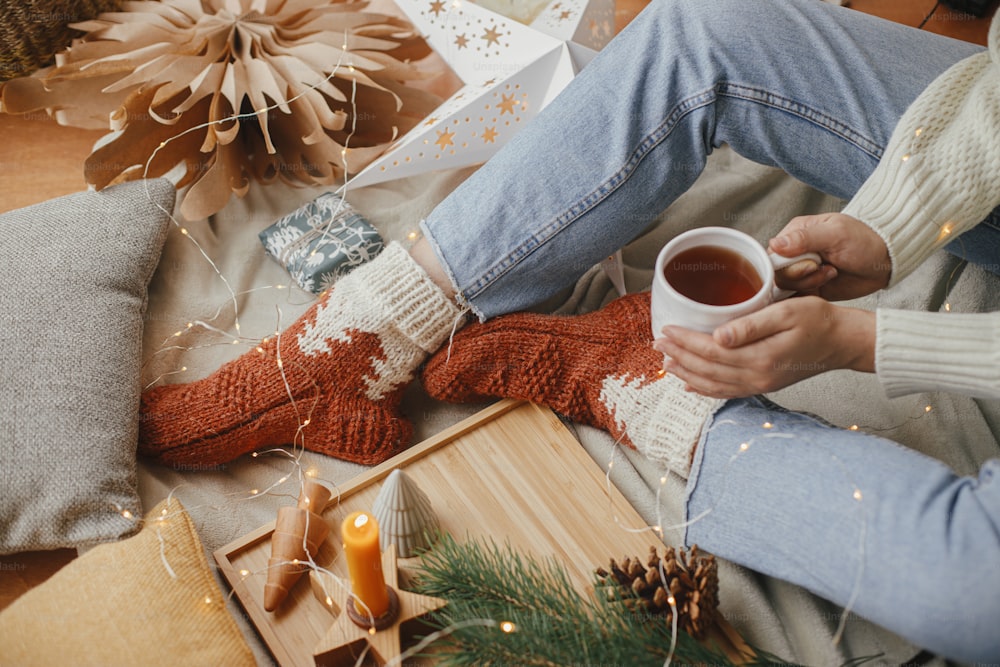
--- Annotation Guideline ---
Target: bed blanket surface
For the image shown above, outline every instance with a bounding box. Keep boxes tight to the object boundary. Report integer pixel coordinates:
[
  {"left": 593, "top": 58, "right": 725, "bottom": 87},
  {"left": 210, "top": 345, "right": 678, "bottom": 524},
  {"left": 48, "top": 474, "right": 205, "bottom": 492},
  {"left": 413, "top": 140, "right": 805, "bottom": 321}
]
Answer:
[{"left": 137, "top": 145, "right": 1000, "bottom": 666}]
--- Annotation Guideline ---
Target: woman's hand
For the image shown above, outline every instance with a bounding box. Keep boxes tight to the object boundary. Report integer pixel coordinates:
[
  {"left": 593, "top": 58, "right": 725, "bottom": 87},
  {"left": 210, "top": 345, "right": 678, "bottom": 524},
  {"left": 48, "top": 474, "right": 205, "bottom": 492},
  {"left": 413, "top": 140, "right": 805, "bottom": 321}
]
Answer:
[
  {"left": 652, "top": 297, "right": 876, "bottom": 399},
  {"left": 771, "top": 212, "right": 892, "bottom": 300}
]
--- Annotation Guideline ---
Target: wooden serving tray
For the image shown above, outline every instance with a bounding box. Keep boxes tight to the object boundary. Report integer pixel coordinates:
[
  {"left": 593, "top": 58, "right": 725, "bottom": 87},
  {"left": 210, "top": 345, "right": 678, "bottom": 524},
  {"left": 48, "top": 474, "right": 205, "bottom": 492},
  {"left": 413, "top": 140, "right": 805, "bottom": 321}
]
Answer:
[{"left": 215, "top": 399, "right": 748, "bottom": 666}]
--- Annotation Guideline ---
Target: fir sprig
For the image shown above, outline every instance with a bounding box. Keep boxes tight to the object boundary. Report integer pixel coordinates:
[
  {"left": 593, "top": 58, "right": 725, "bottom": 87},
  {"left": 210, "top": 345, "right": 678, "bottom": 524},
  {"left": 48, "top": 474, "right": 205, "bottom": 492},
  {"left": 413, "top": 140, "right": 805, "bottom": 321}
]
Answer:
[{"left": 410, "top": 534, "right": 795, "bottom": 666}]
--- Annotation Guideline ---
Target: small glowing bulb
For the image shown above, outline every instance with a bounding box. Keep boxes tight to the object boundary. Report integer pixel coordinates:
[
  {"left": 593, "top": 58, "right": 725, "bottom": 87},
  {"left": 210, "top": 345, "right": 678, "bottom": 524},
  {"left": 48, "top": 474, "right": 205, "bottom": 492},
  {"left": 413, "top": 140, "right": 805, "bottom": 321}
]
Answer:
[
  {"left": 914, "top": 127, "right": 924, "bottom": 137},
  {"left": 924, "top": 405, "right": 933, "bottom": 413},
  {"left": 173, "top": 330, "right": 183, "bottom": 337},
  {"left": 302, "top": 419, "right": 311, "bottom": 427},
  {"left": 325, "top": 596, "right": 334, "bottom": 607},
  {"left": 159, "top": 141, "right": 167, "bottom": 149},
  {"left": 607, "top": 460, "right": 614, "bottom": 470},
  {"left": 407, "top": 230, "right": 418, "bottom": 241},
  {"left": 180, "top": 228, "right": 189, "bottom": 236},
  {"left": 853, "top": 489, "right": 863, "bottom": 501},
  {"left": 186, "top": 322, "right": 193, "bottom": 329},
  {"left": 848, "top": 424, "right": 859, "bottom": 431},
  {"left": 121, "top": 509, "right": 133, "bottom": 519},
  {"left": 762, "top": 422, "right": 773, "bottom": 429},
  {"left": 239, "top": 569, "right": 250, "bottom": 577},
  {"left": 656, "top": 368, "right": 666, "bottom": 377},
  {"left": 944, "top": 303, "right": 952, "bottom": 312},
  {"left": 500, "top": 621, "right": 516, "bottom": 633},
  {"left": 739, "top": 442, "right": 749, "bottom": 452},
  {"left": 251, "top": 452, "right": 259, "bottom": 458},
  {"left": 666, "top": 596, "right": 676, "bottom": 606},
  {"left": 291, "top": 559, "right": 300, "bottom": 566},
  {"left": 901, "top": 153, "right": 911, "bottom": 162},
  {"left": 938, "top": 222, "right": 955, "bottom": 239},
  {"left": 256, "top": 346, "right": 265, "bottom": 354},
  {"left": 278, "top": 476, "right": 289, "bottom": 484},
  {"left": 232, "top": 339, "right": 239, "bottom": 345},
  {"left": 180, "top": 366, "right": 187, "bottom": 372},
  {"left": 160, "top": 508, "right": 168, "bottom": 516},
  {"left": 277, "top": 359, "right": 284, "bottom": 369},
  {"left": 204, "top": 595, "right": 213, "bottom": 605},
  {"left": 659, "top": 476, "right": 668, "bottom": 485},
  {"left": 250, "top": 488, "right": 259, "bottom": 496},
  {"left": 368, "top": 628, "right": 376, "bottom": 636},
  {"left": 305, "top": 467, "right": 318, "bottom": 478}
]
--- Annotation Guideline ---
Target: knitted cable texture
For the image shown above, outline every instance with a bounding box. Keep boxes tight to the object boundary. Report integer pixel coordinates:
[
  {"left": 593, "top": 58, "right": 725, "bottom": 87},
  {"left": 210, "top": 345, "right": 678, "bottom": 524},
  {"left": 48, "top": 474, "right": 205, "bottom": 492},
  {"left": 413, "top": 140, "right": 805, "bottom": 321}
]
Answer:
[
  {"left": 421, "top": 292, "right": 721, "bottom": 477},
  {"left": 842, "top": 17, "right": 1000, "bottom": 286},
  {"left": 139, "top": 243, "right": 464, "bottom": 466}
]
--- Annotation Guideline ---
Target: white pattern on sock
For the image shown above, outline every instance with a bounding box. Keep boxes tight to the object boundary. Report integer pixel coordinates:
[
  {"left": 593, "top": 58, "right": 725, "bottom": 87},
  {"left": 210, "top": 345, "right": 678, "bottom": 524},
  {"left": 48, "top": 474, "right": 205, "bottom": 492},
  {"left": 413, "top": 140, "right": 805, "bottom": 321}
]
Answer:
[
  {"left": 297, "top": 243, "right": 464, "bottom": 401},
  {"left": 600, "top": 372, "right": 724, "bottom": 477}
]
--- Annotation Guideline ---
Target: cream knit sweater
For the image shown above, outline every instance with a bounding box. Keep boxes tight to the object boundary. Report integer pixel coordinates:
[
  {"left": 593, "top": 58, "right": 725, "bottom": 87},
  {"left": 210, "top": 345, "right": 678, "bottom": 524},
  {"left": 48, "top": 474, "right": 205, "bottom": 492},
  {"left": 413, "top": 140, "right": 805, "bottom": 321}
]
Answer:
[{"left": 841, "top": 16, "right": 1000, "bottom": 400}]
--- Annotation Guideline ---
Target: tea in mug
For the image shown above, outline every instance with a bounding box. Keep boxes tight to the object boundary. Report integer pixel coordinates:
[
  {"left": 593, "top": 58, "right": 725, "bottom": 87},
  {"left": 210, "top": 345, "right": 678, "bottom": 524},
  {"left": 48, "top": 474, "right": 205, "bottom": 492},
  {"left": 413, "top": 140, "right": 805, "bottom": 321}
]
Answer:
[{"left": 663, "top": 245, "right": 763, "bottom": 306}]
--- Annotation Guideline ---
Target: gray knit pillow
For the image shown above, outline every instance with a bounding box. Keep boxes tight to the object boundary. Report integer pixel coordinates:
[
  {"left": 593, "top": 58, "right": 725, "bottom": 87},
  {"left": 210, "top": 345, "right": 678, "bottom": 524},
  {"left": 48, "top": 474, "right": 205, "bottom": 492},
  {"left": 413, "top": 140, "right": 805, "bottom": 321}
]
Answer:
[{"left": 0, "top": 179, "right": 173, "bottom": 554}]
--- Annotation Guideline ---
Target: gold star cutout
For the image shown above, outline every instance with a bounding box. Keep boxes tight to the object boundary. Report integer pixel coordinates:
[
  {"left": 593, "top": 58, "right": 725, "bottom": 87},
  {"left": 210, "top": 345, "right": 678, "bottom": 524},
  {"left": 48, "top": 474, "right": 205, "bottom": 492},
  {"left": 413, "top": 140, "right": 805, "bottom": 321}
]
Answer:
[
  {"left": 423, "top": 116, "right": 439, "bottom": 127},
  {"left": 497, "top": 93, "right": 519, "bottom": 115},
  {"left": 559, "top": 9, "right": 572, "bottom": 20},
  {"left": 482, "top": 25, "right": 502, "bottom": 46},
  {"left": 455, "top": 33, "right": 469, "bottom": 49},
  {"left": 435, "top": 128, "right": 456, "bottom": 148},
  {"left": 428, "top": 0, "right": 446, "bottom": 16},
  {"left": 311, "top": 546, "right": 447, "bottom": 666},
  {"left": 481, "top": 126, "right": 498, "bottom": 143}
]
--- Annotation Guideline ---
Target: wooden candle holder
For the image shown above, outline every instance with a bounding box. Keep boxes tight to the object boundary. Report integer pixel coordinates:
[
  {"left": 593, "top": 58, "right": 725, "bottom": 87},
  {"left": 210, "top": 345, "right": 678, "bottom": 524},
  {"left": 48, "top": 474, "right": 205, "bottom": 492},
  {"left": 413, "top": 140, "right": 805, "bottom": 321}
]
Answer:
[{"left": 309, "top": 545, "right": 446, "bottom": 666}]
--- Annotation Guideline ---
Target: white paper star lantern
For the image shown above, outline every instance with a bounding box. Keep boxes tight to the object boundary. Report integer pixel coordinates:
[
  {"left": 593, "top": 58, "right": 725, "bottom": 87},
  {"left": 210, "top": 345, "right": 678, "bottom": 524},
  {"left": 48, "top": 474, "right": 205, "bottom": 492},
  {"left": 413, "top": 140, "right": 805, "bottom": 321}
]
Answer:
[{"left": 347, "top": 0, "right": 610, "bottom": 187}]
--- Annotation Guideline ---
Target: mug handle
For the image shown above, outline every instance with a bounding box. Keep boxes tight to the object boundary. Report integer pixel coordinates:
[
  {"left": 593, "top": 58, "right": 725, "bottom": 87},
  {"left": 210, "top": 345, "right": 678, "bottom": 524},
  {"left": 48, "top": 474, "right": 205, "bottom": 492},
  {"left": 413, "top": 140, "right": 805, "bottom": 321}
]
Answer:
[{"left": 769, "top": 252, "right": 822, "bottom": 300}]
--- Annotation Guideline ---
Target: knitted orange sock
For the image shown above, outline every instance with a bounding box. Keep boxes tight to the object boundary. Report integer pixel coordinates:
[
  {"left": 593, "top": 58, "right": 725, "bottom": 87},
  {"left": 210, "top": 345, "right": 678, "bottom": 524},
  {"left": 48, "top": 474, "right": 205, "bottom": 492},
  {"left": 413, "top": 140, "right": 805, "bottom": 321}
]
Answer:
[
  {"left": 421, "top": 292, "right": 723, "bottom": 476},
  {"left": 139, "top": 243, "right": 465, "bottom": 467}
]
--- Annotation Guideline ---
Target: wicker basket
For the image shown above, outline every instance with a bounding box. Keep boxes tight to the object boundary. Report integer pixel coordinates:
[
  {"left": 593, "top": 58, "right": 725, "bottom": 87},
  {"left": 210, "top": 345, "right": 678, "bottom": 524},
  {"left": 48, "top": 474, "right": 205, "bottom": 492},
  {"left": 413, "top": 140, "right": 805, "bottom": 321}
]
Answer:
[{"left": 0, "top": 0, "right": 121, "bottom": 82}]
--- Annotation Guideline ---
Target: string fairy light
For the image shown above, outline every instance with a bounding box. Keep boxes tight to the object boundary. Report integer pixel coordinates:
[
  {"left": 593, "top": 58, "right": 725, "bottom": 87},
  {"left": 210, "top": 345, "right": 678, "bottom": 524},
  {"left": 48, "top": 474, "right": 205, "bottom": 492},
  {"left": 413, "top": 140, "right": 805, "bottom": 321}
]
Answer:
[
  {"left": 116, "top": 5, "right": 966, "bottom": 663},
  {"left": 594, "top": 406, "right": 882, "bottom": 655}
]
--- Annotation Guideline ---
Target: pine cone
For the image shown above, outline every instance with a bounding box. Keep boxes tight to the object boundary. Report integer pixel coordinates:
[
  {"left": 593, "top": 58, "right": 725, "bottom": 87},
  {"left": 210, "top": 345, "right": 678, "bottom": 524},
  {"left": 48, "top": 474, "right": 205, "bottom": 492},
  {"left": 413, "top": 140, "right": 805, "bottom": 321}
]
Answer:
[{"left": 595, "top": 545, "right": 719, "bottom": 640}]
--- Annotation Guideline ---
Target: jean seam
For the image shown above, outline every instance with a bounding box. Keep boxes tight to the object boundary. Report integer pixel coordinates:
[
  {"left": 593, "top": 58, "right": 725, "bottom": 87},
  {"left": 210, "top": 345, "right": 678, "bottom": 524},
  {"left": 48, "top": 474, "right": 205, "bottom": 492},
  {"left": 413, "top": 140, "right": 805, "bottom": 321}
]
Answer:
[
  {"left": 717, "top": 82, "right": 884, "bottom": 160},
  {"left": 464, "top": 87, "right": 718, "bottom": 300}
]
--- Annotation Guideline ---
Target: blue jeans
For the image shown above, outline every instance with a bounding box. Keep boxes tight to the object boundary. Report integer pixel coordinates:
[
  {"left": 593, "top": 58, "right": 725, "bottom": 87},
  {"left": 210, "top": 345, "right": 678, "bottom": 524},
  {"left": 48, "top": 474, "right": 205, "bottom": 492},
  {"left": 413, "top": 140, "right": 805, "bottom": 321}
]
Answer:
[
  {"left": 422, "top": 0, "right": 996, "bottom": 317},
  {"left": 687, "top": 398, "right": 1000, "bottom": 663},
  {"left": 421, "top": 0, "right": 1000, "bottom": 660}
]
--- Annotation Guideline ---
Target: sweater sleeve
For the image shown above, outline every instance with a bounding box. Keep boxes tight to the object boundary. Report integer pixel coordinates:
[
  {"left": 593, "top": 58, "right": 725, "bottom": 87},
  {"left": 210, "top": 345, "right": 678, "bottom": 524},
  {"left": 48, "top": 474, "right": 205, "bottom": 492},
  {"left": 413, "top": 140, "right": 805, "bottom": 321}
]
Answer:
[
  {"left": 875, "top": 308, "right": 1000, "bottom": 399},
  {"left": 841, "top": 17, "right": 1000, "bottom": 286}
]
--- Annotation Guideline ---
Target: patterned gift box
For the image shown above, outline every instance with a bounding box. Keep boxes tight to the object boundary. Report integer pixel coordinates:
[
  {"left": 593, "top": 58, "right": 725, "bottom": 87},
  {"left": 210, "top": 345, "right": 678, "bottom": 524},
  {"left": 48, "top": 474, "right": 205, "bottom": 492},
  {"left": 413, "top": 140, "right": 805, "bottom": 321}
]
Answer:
[{"left": 259, "top": 193, "right": 384, "bottom": 294}]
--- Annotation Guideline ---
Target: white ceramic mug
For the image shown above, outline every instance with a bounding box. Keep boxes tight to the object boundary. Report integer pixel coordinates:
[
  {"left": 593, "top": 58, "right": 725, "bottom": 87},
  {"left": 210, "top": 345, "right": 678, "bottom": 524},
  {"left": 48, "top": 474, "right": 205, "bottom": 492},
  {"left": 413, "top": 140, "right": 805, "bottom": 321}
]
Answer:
[{"left": 651, "top": 227, "right": 821, "bottom": 336}]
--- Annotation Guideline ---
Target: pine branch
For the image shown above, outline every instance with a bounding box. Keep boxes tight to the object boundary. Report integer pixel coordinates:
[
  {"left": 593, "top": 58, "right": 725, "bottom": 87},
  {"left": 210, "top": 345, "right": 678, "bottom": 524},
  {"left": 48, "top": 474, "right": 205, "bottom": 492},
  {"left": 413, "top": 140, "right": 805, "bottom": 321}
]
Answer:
[{"left": 409, "top": 534, "right": 777, "bottom": 667}]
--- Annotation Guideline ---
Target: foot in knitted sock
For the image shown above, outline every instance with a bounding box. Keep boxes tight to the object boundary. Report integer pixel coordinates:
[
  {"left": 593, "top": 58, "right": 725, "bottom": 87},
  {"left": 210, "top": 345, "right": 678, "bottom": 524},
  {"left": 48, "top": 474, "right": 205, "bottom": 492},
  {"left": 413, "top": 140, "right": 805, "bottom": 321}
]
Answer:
[
  {"left": 421, "top": 292, "right": 723, "bottom": 476},
  {"left": 139, "top": 243, "right": 465, "bottom": 467}
]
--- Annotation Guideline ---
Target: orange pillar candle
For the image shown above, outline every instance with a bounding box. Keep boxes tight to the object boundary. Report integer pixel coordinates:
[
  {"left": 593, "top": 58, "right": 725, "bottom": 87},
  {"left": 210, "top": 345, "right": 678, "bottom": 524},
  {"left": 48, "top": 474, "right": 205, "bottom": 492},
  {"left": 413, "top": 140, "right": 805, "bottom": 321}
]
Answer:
[{"left": 341, "top": 511, "right": 390, "bottom": 617}]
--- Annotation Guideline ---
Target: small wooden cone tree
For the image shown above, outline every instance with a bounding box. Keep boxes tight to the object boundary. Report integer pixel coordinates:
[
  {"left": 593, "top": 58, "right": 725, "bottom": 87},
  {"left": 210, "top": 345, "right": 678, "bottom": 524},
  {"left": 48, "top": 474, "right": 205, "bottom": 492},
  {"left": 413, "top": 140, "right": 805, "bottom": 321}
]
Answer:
[{"left": 264, "top": 480, "right": 333, "bottom": 612}]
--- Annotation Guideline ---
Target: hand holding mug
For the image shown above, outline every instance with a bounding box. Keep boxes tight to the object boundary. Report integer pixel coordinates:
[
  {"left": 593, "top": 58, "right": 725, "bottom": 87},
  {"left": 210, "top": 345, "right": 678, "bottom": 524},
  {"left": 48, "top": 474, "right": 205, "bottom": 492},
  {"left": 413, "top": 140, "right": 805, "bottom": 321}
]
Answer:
[{"left": 769, "top": 212, "right": 892, "bottom": 300}]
